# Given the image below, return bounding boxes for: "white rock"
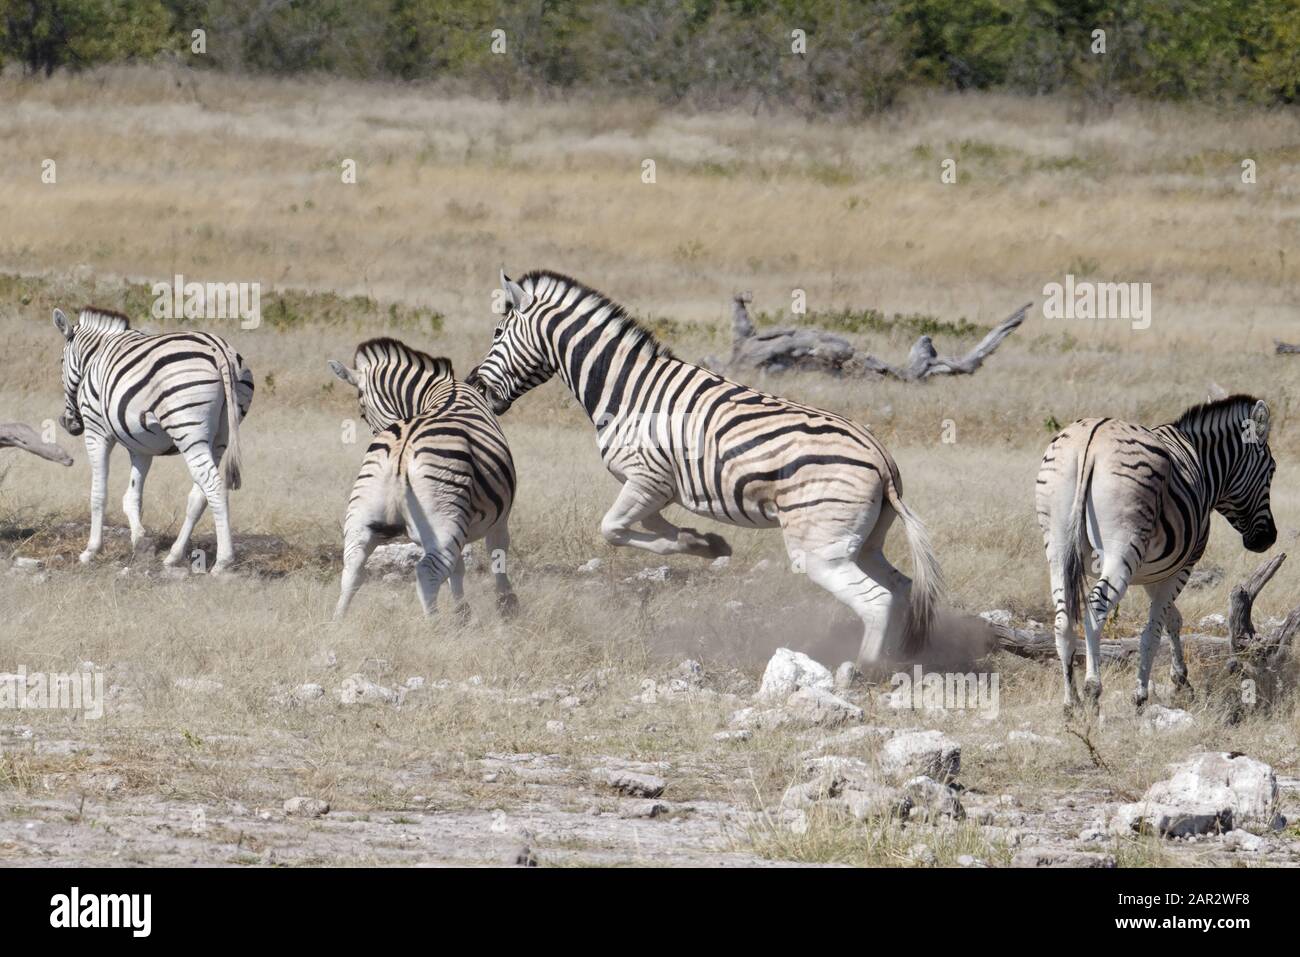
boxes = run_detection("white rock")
[293,683,324,702]
[577,558,603,573]
[1112,751,1279,837]
[906,844,937,866]
[1141,705,1194,733]
[1197,613,1227,629]
[545,720,566,734]
[11,557,43,572]
[880,730,961,783]
[405,676,425,690]
[758,648,833,699]
[337,673,399,705]
[283,796,329,817]
[604,770,666,798]
[979,609,1014,627]
[785,687,863,727]
[902,775,965,820]
[711,556,731,570]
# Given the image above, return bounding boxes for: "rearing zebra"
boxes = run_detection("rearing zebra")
[1036,395,1277,711]
[328,338,517,619]
[53,307,253,572]
[466,270,944,667]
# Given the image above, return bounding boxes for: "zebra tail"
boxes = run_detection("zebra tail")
[1061,457,1092,628]
[214,346,244,491]
[885,483,946,650]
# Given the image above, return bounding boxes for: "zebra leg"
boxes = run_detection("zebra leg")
[1136,575,1188,709]
[803,548,896,676]
[600,481,730,558]
[1046,555,1080,710]
[122,451,153,558]
[1165,604,1192,698]
[334,524,379,620]
[414,544,462,615]
[179,444,235,572]
[447,552,472,623]
[164,482,208,569]
[79,433,115,564]
[855,548,912,661]
[1080,553,1133,712]
[485,520,519,618]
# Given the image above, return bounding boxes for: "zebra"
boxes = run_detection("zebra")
[327,338,517,620]
[465,270,944,669]
[53,307,253,572]
[1036,394,1277,711]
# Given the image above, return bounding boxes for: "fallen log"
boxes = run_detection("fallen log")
[989,620,1230,664]
[706,294,1031,381]
[1275,341,1300,355]
[0,422,73,466]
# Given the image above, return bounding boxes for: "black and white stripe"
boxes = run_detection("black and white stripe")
[467,270,944,667]
[328,338,517,619]
[1036,394,1277,709]
[53,307,253,571]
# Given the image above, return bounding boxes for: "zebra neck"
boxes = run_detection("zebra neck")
[555,327,673,424]
[1168,422,1236,504]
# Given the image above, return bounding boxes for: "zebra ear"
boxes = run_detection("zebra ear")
[53,308,74,341]
[1251,400,1271,443]
[328,360,359,388]
[500,270,532,314]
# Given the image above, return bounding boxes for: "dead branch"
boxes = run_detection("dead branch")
[0,423,73,466]
[988,619,1230,663]
[1275,341,1300,355]
[708,295,1030,381]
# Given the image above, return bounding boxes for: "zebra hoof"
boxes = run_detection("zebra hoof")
[496,593,520,619]
[78,550,96,565]
[1132,689,1148,712]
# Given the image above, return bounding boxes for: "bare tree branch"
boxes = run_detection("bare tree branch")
[0,423,73,466]
[706,296,1030,382]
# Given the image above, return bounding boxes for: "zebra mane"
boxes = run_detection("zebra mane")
[76,307,131,334]
[1172,394,1260,431]
[520,270,673,359]
[354,337,454,380]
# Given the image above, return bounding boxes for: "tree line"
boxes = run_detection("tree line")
[1,0,1296,111]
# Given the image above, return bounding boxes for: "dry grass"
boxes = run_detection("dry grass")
[1,66,1298,866]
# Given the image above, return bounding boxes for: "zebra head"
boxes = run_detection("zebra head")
[52,309,83,435]
[52,307,130,436]
[465,271,555,416]
[328,338,454,433]
[1218,399,1277,553]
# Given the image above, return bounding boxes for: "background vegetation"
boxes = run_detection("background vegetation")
[1,0,1297,112]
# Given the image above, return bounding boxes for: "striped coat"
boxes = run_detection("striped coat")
[1036,394,1277,709]
[53,307,253,571]
[329,338,517,619]
[467,270,944,668]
